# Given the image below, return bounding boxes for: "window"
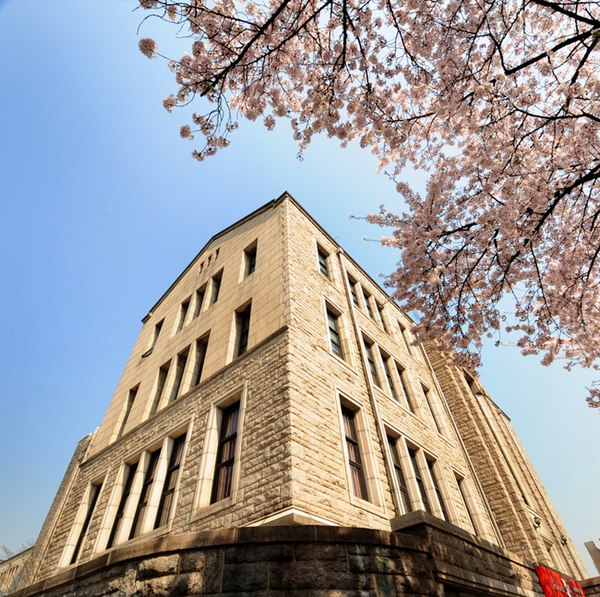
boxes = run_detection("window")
[387,436,412,515]
[398,322,413,355]
[422,384,443,434]
[426,458,448,520]
[235,303,251,357]
[177,297,191,332]
[142,319,163,357]
[193,286,206,318]
[210,270,223,304]
[154,435,186,529]
[169,348,189,403]
[362,287,375,319]
[317,245,330,278]
[396,364,416,412]
[341,406,369,501]
[129,449,160,539]
[363,337,381,387]
[376,302,389,333]
[347,275,359,306]
[326,307,344,358]
[381,355,398,401]
[244,242,257,276]
[149,361,170,416]
[407,447,431,514]
[192,335,209,386]
[116,385,138,440]
[69,482,102,564]
[455,474,478,535]
[211,402,240,503]
[107,462,138,548]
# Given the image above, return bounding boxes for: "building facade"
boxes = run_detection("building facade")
[9,193,592,596]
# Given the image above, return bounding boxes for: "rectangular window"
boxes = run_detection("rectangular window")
[408,448,431,514]
[116,385,138,440]
[192,336,209,386]
[376,302,389,333]
[426,458,448,520]
[362,287,375,319]
[422,385,442,434]
[169,348,189,403]
[177,297,191,332]
[235,304,251,357]
[210,270,223,304]
[396,365,416,412]
[149,361,170,415]
[456,475,478,535]
[363,338,381,387]
[154,435,186,529]
[326,308,344,358]
[142,319,163,357]
[387,436,411,515]
[107,462,138,548]
[70,482,102,564]
[193,286,206,318]
[382,356,398,401]
[317,246,330,277]
[399,323,413,355]
[129,449,161,539]
[342,406,369,501]
[244,243,257,276]
[347,275,359,306]
[211,402,240,503]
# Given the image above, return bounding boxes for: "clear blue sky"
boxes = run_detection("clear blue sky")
[0,0,597,573]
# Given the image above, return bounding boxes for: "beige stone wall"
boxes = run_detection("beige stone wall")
[21,193,586,589]
[426,350,587,577]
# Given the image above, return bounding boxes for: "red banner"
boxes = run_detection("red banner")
[535,565,586,597]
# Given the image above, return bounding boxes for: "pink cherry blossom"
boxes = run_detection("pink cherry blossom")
[138,0,600,408]
[138,37,157,59]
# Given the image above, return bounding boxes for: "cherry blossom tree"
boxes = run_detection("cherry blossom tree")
[137,0,600,408]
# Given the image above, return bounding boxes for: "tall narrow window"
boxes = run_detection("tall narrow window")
[396,365,416,412]
[347,275,359,306]
[129,449,160,539]
[235,304,251,357]
[362,287,375,319]
[149,362,170,415]
[399,323,413,355]
[408,448,431,514]
[382,356,398,401]
[317,246,330,277]
[142,319,163,357]
[456,475,478,535]
[211,402,240,503]
[376,302,389,333]
[116,385,139,439]
[363,338,381,387]
[169,348,189,403]
[244,243,257,276]
[70,482,102,564]
[193,286,206,318]
[177,297,191,332]
[192,336,209,386]
[422,385,442,434]
[154,435,186,529]
[326,308,344,358]
[210,270,223,304]
[387,436,411,514]
[426,458,448,520]
[342,406,369,500]
[107,462,138,548]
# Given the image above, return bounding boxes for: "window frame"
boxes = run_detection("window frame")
[244,241,258,277]
[316,244,330,278]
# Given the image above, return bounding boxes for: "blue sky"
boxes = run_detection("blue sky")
[0,0,597,572]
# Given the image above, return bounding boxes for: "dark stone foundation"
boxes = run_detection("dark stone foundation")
[11,513,561,596]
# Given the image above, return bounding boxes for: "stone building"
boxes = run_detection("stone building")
[8,193,595,596]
